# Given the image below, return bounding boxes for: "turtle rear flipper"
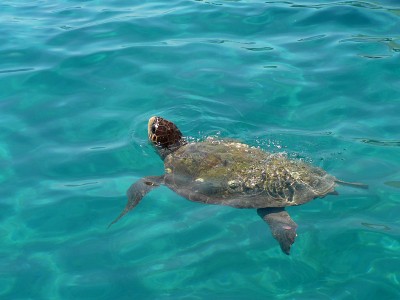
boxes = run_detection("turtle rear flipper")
[108,175,164,228]
[257,207,298,255]
[335,179,368,189]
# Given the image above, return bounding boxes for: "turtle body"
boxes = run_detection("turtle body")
[109,116,368,254]
[164,139,337,209]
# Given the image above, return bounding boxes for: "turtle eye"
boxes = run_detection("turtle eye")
[151,124,157,134]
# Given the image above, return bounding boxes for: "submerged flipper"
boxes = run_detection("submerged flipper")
[335,179,368,189]
[257,207,298,255]
[108,175,164,228]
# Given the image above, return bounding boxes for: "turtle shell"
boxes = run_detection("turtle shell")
[163,139,337,208]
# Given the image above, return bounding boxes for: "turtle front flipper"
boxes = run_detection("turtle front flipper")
[108,175,164,228]
[257,207,298,255]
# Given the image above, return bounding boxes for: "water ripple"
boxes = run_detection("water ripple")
[356,138,400,147]
[0,68,35,74]
[1,0,400,299]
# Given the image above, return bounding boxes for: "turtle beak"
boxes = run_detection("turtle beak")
[148,116,158,141]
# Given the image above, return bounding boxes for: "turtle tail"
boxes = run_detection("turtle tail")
[335,179,368,189]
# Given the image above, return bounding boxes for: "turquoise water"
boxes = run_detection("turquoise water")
[1,0,400,299]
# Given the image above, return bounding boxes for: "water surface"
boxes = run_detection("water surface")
[1,0,399,299]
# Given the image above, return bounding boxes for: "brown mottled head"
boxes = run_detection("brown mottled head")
[148,116,186,159]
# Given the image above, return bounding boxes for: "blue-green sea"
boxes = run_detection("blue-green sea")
[1,0,400,299]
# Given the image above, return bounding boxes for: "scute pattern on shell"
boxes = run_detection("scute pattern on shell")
[163,139,337,208]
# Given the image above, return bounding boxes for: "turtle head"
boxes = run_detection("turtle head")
[148,116,186,159]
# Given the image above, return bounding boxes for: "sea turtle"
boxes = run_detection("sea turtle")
[109,116,368,254]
